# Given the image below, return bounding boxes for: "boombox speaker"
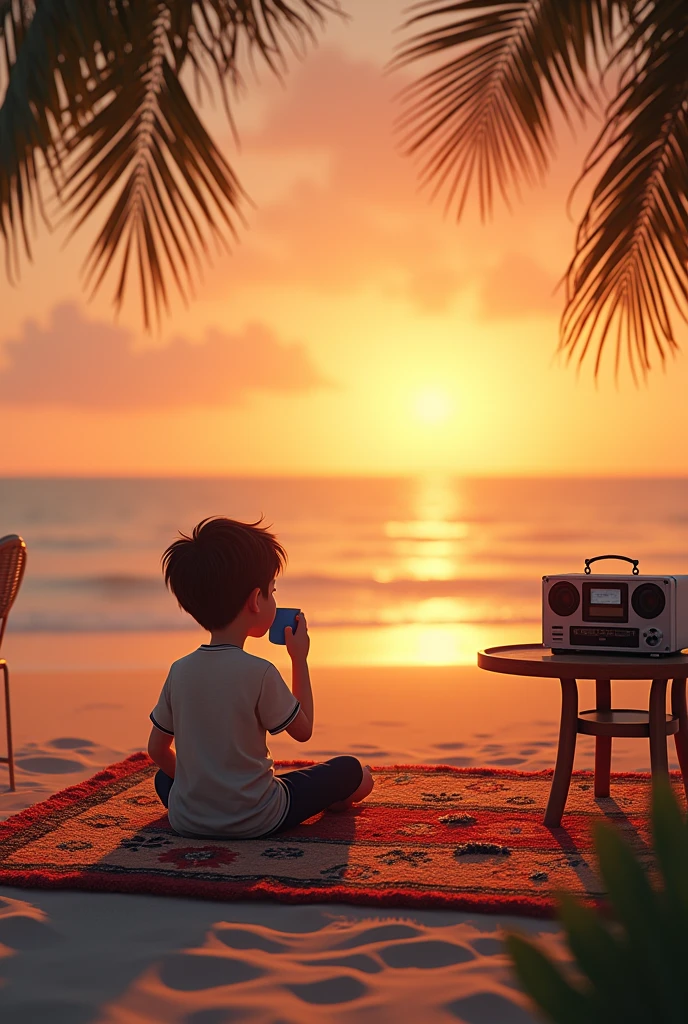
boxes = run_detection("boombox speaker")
[543,554,688,656]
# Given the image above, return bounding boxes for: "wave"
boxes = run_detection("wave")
[9,619,195,632]
[279,575,539,594]
[24,573,540,597]
[28,534,125,551]
[7,612,540,633]
[31,574,164,593]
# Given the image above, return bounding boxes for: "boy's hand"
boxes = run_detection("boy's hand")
[285,612,310,662]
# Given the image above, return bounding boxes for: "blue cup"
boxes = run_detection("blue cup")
[269,607,301,645]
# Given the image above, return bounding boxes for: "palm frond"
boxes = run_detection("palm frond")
[62,1,246,327]
[197,0,341,77]
[0,0,341,325]
[393,0,622,219]
[561,0,688,376]
[0,0,126,279]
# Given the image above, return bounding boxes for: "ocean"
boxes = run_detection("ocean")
[3,476,688,667]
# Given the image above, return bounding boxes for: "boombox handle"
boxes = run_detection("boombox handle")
[584,554,640,575]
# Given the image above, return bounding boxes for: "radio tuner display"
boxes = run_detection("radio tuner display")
[590,589,621,604]
[583,581,628,622]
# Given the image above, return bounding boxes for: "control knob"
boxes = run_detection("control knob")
[643,628,663,647]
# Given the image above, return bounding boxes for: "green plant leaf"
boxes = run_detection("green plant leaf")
[594,818,679,1018]
[649,776,688,1015]
[556,892,648,1022]
[505,932,592,1024]
[650,776,688,914]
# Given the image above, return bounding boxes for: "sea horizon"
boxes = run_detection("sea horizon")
[4,474,688,670]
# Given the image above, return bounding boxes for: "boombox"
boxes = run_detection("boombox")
[543,555,688,656]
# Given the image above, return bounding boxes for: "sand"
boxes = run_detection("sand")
[0,662,670,1022]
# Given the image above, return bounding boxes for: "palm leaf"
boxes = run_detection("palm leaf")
[0,0,131,277]
[504,932,592,1024]
[392,0,621,219]
[561,0,688,376]
[0,0,341,325]
[555,893,643,1019]
[62,2,245,327]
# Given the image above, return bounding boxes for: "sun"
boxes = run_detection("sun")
[412,388,454,425]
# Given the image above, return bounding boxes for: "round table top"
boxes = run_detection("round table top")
[477,643,688,680]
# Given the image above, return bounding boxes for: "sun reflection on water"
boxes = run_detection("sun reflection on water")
[379,476,469,583]
[260,621,537,667]
[384,521,469,540]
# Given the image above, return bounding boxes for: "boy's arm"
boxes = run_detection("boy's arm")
[148,725,176,777]
[285,614,313,742]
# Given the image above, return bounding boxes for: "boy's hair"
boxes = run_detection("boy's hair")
[162,517,287,631]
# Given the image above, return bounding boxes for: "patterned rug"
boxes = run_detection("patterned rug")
[0,753,671,917]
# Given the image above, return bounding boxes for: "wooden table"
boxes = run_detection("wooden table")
[477,643,688,827]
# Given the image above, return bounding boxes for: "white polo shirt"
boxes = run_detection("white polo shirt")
[150,644,300,839]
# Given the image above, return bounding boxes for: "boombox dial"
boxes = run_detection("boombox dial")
[548,581,580,617]
[631,583,666,619]
[643,628,663,647]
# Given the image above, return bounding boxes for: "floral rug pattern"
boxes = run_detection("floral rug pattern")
[0,753,672,917]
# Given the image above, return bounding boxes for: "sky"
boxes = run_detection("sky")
[1,0,687,477]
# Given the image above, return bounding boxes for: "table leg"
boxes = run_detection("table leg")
[649,679,669,775]
[594,679,612,798]
[671,678,688,802]
[544,678,578,828]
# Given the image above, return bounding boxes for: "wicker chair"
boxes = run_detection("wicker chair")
[0,535,27,791]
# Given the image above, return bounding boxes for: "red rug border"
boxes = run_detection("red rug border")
[0,864,562,918]
[0,754,669,918]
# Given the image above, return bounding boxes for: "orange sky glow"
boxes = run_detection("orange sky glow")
[1,0,687,478]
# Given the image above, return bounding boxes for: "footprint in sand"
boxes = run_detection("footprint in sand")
[48,738,95,750]
[446,992,535,1022]
[378,939,475,970]
[214,927,289,954]
[15,757,84,774]
[245,906,335,935]
[159,954,265,991]
[432,756,473,766]
[0,915,61,950]
[0,1000,93,1024]
[298,952,383,974]
[287,976,368,1005]
[183,1009,251,1024]
[470,936,505,956]
[329,923,422,949]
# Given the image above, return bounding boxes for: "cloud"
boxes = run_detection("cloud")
[198,40,610,328]
[478,254,562,320]
[202,49,466,313]
[0,304,328,408]
[198,47,595,319]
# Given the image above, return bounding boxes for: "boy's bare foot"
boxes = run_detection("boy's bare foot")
[327,765,374,812]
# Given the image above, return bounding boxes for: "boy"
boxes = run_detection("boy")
[148,516,374,839]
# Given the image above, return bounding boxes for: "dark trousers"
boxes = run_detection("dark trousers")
[154,755,363,836]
